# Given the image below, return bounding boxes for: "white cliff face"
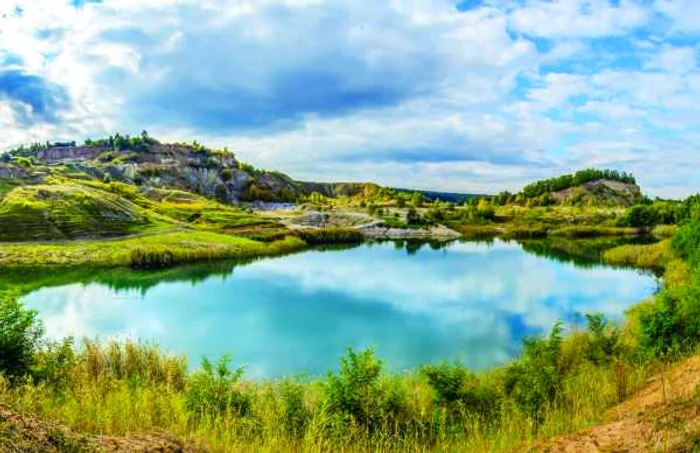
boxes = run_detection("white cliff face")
[26,144,307,205]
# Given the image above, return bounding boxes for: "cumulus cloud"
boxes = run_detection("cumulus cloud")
[0,0,699,196]
[510,0,650,38]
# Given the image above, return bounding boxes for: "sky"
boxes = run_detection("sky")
[0,0,699,197]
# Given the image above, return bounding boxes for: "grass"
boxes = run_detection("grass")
[603,239,674,272]
[446,206,644,241]
[549,225,639,238]
[0,231,305,269]
[0,335,655,453]
[296,228,364,245]
[0,184,158,241]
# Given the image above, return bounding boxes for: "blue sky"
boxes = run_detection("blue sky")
[0,0,699,196]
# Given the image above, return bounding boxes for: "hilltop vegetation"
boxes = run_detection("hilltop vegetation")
[521,169,636,199]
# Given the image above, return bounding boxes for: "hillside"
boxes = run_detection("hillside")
[540,355,700,452]
[513,169,642,207]
[0,137,367,242]
[0,184,153,241]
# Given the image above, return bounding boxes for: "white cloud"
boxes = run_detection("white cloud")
[655,0,700,33]
[644,45,697,73]
[510,0,649,38]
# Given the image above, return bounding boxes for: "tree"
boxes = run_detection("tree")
[406,207,421,225]
[476,198,495,221]
[410,192,425,207]
[0,294,44,380]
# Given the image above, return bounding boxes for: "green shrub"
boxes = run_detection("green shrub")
[584,313,621,364]
[672,221,700,266]
[279,380,309,438]
[639,284,700,358]
[406,207,421,225]
[421,362,501,423]
[130,248,175,269]
[0,293,44,380]
[639,291,685,357]
[97,151,115,162]
[239,162,256,174]
[323,348,405,432]
[617,205,659,228]
[13,157,33,168]
[504,322,564,428]
[185,354,250,418]
[31,338,75,391]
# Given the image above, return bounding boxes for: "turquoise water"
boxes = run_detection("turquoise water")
[20,240,656,378]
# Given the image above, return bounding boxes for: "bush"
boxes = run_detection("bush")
[618,205,659,228]
[185,354,250,418]
[639,284,700,358]
[639,291,685,357]
[130,248,175,269]
[0,294,44,380]
[239,162,256,174]
[280,380,309,438]
[421,362,501,422]
[584,314,621,364]
[323,348,405,432]
[406,207,421,225]
[476,199,495,221]
[31,338,75,391]
[504,322,564,428]
[672,221,700,266]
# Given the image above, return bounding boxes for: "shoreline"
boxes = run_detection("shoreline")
[0,225,657,270]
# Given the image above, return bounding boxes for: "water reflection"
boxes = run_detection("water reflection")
[15,239,656,378]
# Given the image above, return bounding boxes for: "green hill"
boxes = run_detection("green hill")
[489,169,642,208]
[0,184,153,241]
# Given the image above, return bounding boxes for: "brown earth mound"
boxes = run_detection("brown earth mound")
[534,356,700,452]
[0,406,202,452]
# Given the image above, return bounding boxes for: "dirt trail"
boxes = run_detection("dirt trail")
[0,406,201,452]
[536,356,700,452]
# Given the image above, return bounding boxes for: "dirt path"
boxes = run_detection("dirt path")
[0,406,202,452]
[535,356,700,452]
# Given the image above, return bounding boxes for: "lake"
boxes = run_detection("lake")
[17,239,656,378]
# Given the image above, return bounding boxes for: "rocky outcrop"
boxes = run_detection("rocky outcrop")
[552,180,641,207]
[283,210,378,229]
[358,224,462,240]
[35,145,107,163]
[297,181,376,198]
[27,144,307,204]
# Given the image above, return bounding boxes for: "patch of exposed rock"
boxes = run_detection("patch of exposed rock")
[552,179,641,207]
[284,210,379,229]
[359,224,462,240]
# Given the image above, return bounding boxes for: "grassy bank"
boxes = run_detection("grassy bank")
[449,222,644,241]
[0,231,305,269]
